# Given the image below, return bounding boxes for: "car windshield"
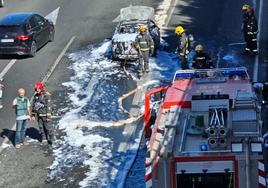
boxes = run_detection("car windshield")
[118,24,138,34]
[0,25,23,33]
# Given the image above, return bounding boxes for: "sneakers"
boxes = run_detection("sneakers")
[15,141,29,149]
[41,139,48,145]
[15,144,21,149]
[241,50,258,55]
[21,141,29,145]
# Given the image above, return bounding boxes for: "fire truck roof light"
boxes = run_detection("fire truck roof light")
[231,142,243,152]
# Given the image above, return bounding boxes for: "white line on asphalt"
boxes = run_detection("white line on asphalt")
[253,0,263,82]
[0,59,16,79]
[0,36,76,153]
[165,0,178,28]
[45,7,60,25]
[42,36,76,83]
[154,0,177,34]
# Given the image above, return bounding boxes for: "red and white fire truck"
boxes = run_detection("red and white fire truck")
[144,67,267,188]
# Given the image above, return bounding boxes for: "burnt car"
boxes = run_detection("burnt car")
[0,13,54,57]
[112,6,160,61]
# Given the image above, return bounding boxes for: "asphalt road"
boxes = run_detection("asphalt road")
[0,0,267,187]
[0,0,160,187]
[0,0,160,142]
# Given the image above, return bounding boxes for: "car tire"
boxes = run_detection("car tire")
[29,41,37,57]
[48,28,55,42]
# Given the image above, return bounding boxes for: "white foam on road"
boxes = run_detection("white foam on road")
[48,34,178,187]
[48,41,122,187]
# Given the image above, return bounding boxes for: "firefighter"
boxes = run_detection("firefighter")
[31,82,55,145]
[263,82,268,105]
[241,4,258,55]
[135,25,154,73]
[175,25,191,70]
[192,44,214,69]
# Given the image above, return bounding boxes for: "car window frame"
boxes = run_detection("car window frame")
[28,17,38,30]
[34,15,46,27]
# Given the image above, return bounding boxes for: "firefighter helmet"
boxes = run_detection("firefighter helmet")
[175,26,185,35]
[139,25,147,32]
[242,4,250,11]
[34,82,44,93]
[195,44,204,51]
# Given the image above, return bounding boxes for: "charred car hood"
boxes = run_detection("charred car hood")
[112,33,137,43]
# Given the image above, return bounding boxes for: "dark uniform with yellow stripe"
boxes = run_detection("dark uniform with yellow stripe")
[177,33,190,70]
[135,32,154,72]
[242,8,258,54]
[192,51,213,69]
[32,91,54,144]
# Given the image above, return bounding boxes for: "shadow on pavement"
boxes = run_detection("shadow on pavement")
[0,129,15,145]
[26,127,42,142]
[0,127,41,145]
[0,54,30,60]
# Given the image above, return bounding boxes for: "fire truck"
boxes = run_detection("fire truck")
[144,67,267,188]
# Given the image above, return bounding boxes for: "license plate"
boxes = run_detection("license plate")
[1,39,14,43]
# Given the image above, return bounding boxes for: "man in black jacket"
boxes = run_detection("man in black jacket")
[192,44,214,69]
[32,82,55,144]
[241,4,258,55]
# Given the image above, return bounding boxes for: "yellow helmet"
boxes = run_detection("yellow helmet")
[139,25,147,32]
[175,26,184,35]
[242,4,250,11]
[195,44,203,51]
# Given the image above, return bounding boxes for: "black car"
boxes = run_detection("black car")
[0,13,54,57]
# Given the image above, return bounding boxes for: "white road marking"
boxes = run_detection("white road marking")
[154,0,177,34]
[42,36,76,83]
[253,0,263,82]
[164,0,178,28]
[45,7,60,25]
[0,59,16,79]
[0,35,76,153]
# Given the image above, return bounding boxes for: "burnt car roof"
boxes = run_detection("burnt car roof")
[0,13,35,25]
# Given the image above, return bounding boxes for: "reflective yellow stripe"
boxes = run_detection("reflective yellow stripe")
[39,113,52,117]
[140,48,150,51]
